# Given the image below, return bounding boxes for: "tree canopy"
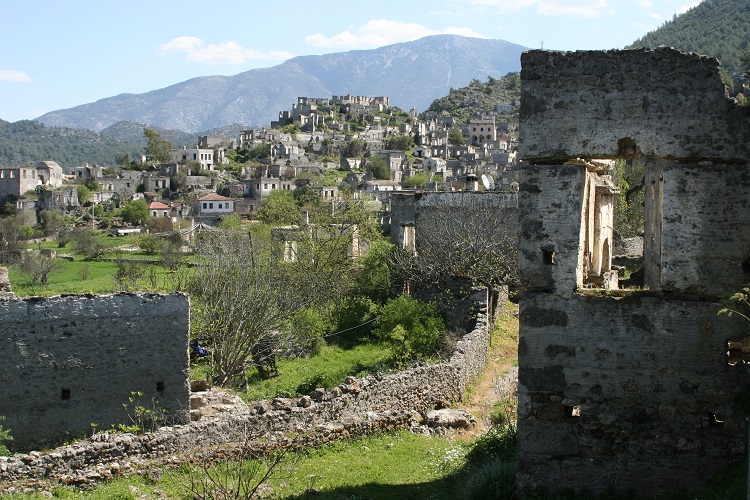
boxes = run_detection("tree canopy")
[143,127,173,165]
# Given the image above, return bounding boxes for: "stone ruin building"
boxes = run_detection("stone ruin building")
[0,272,190,450]
[516,47,750,495]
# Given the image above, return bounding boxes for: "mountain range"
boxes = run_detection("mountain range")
[36,35,527,134]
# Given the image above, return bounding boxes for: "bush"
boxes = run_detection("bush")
[138,233,164,255]
[72,230,107,260]
[0,416,13,455]
[373,294,446,361]
[333,295,380,337]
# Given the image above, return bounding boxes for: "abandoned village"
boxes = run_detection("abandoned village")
[1,43,750,497]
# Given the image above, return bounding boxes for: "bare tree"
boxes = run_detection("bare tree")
[190,229,350,386]
[389,194,518,320]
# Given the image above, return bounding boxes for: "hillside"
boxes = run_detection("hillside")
[422,72,520,123]
[628,0,750,71]
[35,35,527,133]
[0,120,141,169]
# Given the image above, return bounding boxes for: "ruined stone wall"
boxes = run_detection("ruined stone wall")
[0,290,493,487]
[0,293,190,449]
[518,293,748,494]
[519,47,750,163]
[517,47,750,496]
[389,191,518,249]
[643,161,750,296]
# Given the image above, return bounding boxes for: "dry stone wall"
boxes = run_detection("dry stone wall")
[0,289,492,489]
[0,293,190,449]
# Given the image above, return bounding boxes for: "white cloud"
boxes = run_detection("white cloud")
[305,19,486,49]
[464,0,607,17]
[159,36,294,65]
[0,70,31,83]
[678,1,700,14]
[638,0,653,8]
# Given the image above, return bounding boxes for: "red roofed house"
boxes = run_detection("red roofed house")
[148,201,170,218]
[196,193,234,216]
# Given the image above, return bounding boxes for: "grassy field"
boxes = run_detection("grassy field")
[7,235,182,297]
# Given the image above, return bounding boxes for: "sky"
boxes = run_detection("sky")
[0,0,702,123]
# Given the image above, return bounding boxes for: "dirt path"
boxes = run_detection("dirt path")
[457,301,519,437]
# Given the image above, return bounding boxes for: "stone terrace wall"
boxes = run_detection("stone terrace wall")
[0,289,493,487]
[0,293,190,449]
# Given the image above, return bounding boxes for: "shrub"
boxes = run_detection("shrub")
[373,294,446,361]
[72,230,106,260]
[138,233,164,255]
[0,416,13,455]
[332,295,380,337]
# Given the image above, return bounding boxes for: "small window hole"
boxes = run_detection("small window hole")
[61,388,71,400]
[156,381,165,393]
[564,405,581,418]
[543,249,557,265]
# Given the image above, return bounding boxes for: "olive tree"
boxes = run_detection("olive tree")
[190,227,356,386]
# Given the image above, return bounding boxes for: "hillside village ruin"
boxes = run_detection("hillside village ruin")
[1,45,750,496]
[0,93,520,223]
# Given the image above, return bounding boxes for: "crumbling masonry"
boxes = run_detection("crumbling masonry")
[517,47,750,495]
[0,287,190,450]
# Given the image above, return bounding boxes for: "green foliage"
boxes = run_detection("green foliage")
[231,143,271,163]
[460,426,517,499]
[18,251,60,294]
[0,119,141,168]
[341,138,368,158]
[0,218,23,264]
[138,234,164,255]
[116,391,167,434]
[628,0,750,71]
[424,72,520,123]
[38,209,65,237]
[355,239,397,303]
[383,134,414,151]
[404,172,430,189]
[448,126,465,146]
[0,416,13,456]
[613,159,645,238]
[373,294,446,361]
[217,214,244,231]
[257,190,300,226]
[365,156,390,180]
[719,286,750,324]
[113,256,145,291]
[143,127,173,164]
[71,230,107,261]
[120,199,150,225]
[331,295,381,339]
[76,184,92,206]
[280,123,300,137]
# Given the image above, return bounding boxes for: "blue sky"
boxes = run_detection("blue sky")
[0,0,701,123]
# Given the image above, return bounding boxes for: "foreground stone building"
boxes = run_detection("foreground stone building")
[516,47,750,495]
[0,289,190,449]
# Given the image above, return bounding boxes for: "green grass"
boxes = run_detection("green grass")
[8,259,121,296]
[1,430,497,499]
[8,235,190,297]
[239,341,395,402]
